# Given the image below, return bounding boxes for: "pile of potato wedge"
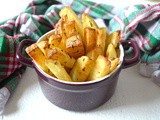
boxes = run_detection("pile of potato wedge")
[25,6,120,82]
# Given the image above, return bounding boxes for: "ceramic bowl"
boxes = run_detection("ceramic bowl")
[16,29,140,111]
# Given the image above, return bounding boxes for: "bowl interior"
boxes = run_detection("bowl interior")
[35,29,124,85]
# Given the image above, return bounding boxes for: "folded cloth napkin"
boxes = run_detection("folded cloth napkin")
[0,0,160,115]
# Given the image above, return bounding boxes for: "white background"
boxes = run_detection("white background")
[0,0,160,120]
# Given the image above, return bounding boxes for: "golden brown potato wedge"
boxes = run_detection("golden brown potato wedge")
[58,30,67,50]
[110,58,119,73]
[25,43,48,72]
[87,47,103,61]
[116,48,120,58]
[45,60,72,82]
[54,18,63,36]
[59,6,83,39]
[70,56,95,82]
[66,34,85,58]
[37,41,49,56]
[48,33,61,48]
[106,30,120,48]
[88,55,110,80]
[47,47,76,68]
[64,20,78,38]
[82,13,98,29]
[84,28,96,53]
[106,43,117,60]
[96,27,106,55]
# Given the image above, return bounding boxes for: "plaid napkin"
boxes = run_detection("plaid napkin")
[0,0,160,114]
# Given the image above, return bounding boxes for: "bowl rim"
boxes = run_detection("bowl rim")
[34,29,124,85]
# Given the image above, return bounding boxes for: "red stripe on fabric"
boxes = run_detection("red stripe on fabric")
[127,4,160,26]
[50,10,55,17]
[145,37,153,49]
[82,6,87,13]
[12,38,17,72]
[8,22,15,26]
[134,30,148,51]
[0,26,12,31]
[120,32,125,41]
[127,10,160,33]
[47,14,55,28]
[51,9,59,18]
[0,53,14,56]
[150,20,159,36]
[15,14,21,35]
[5,35,10,78]
[35,6,38,14]
[23,14,28,24]
[38,16,52,29]
[134,30,143,44]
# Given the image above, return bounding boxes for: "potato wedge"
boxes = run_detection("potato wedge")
[106,30,120,48]
[66,34,85,58]
[25,43,48,72]
[116,48,120,58]
[84,28,96,53]
[37,41,49,56]
[106,43,117,60]
[47,47,76,68]
[88,55,110,80]
[96,27,106,55]
[58,32,67,50]
[82,13,98,29]
[54,18,63,36]
[64,20,78,38]
[87,47,103,61]
[59,6,83,39]
[48,33,61,48]
[70,56,95,82]
[110,58,119,73]
[45,60,72,82]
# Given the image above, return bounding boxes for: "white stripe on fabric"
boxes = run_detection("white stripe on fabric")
[127,5,160,29]
[147,21,159,35]
[20,18,38,36]
[51,9,59,18]
[114,15,125,31]
[57,0,73,6]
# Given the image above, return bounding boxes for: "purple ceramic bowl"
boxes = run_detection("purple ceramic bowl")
[16,30,140,111]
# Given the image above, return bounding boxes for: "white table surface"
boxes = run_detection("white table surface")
[1,0,160,120]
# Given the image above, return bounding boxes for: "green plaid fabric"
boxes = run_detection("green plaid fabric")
[0,0,160,114]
